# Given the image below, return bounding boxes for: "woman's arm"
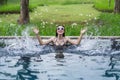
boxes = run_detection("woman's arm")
[33,28,54,45]
[66,28,87,45]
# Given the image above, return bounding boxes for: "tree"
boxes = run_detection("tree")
[114,0,120,13]
[109,0,120,14]
[0,0,7,5]
[18,0,30,24]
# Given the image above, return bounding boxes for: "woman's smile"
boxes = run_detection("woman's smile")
[57,30,64,34]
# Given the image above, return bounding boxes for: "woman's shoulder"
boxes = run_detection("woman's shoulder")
[64,37,70,40]
[50,37,56,41]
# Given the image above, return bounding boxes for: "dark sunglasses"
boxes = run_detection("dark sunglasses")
[57,27,64,30]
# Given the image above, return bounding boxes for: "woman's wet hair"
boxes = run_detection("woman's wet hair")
[56,25,65,37]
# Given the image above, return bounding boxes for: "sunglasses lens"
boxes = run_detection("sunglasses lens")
[57,28,60,30]
[57,27,64,30]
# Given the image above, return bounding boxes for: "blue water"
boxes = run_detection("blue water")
[0,39,120,80]
[0,52,120,80]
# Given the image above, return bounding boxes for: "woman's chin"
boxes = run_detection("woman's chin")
[58,33,63,35]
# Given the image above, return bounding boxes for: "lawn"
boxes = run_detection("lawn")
[31,4,99,24]
[1,4,100,36]
[0,0,93,13]
[0,0,120,36]
[0,0,100,36]
[0,0,114,13]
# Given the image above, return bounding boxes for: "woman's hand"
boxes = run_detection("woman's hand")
[33,28,39,35]
[80,28,87,35]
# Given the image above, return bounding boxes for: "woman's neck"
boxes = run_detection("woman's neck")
[57,34,63,40]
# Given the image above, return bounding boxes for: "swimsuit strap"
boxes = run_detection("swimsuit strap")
[55,38,57,42]
[54,37,66,46]
[54,38,57,44]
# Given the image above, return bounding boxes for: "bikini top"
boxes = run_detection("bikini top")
[53,38,67,53]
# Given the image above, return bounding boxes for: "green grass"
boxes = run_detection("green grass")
[31,4,100,24]
[0,4,20,13]
[0,4,100,24]
[0,14,19,24]
[0,0,115,13]
[0,22,84,36]
[94,0,114,12]
[0,0,120,36]
[87,13,120,36]
[98,13,120,36]
[0,3,39,13]
[0,3,99,36]
[0,0,93,13]
[6,0,93,5]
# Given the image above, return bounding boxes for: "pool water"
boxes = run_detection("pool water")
[0,38,120,80]
[0,53,120,80]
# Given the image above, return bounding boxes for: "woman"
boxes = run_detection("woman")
[33,25,87,58]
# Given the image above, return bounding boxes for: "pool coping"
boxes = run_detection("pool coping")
[0,36,120,39]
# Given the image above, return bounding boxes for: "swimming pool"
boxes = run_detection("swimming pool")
[0,53,119,80]
[0,38,120,80]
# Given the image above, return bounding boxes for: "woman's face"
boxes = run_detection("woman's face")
[57,26,64,35]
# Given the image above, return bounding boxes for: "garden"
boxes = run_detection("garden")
[0,0,120,36]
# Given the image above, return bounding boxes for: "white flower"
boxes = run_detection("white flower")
[79,14,83,16]
[35,11,37,14]
[72,23,77,26]
[42,21,45,25]
[45,21,48,24]
[55,9,58,12]
[50,22,53,24]
[71,23,77,28]
[42,26,45,28]
[0,19,2,22]
[10,23,16,26]
[94,17,97,20]
[88,14,91,17]
[45,8,48,12]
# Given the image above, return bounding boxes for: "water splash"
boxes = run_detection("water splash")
[5,26,53,57]
[0,25,120,57]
